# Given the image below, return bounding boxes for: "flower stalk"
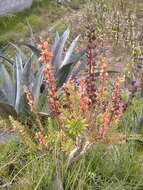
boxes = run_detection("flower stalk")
[85,24,97,107]
[38,38,61,126]
[78,77,90,120]
[62,80,72,113]
[99,57,108,96]
[111,76,125,120]
[23,85,44,133]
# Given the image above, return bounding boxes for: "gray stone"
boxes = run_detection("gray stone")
[0,0,33,16]
[57,0,71,4]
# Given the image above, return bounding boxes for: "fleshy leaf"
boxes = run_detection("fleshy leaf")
[21,55,33,86]
[0,90,9,104]
[14,53,23,112]
[32,66,44,106]
[24,44,40,57]
[56,63,73,87]
[52,32,60,55]
[52,27,70,70]
[0,64,14,105]
[60,35,80,68]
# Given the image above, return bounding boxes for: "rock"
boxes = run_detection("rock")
[0,0,33,16]
[57,0,71,4]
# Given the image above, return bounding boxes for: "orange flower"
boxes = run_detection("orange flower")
[62,81,72,112]
[23,85,35,112]
[23,85,45,133]
[97,111,111,139]
[38,38,61,125]
[35,131,47,146]
[38,38,52,63]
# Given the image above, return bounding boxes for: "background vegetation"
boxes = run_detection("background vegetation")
[0,0,143,189]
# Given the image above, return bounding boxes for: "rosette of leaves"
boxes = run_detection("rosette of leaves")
[0,49,43,118]
[65,117,87,139]
[0,28,85,117]
[25,27,85,87]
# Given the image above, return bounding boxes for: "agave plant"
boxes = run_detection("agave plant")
[0,50,43,117]
[25,27,85,87]
[25,27,118,86]
[0,28,85,117]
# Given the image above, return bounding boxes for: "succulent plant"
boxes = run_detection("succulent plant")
[0,28,85,117]
[25,27,85,87]
[0,50,43,117]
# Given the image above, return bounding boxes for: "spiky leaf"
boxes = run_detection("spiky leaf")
[32,66,44,106]
[0,64,14,105]
[14,52,23,112]
[52,32,60,55]
[60,35,80,68]
[52,27,70,69]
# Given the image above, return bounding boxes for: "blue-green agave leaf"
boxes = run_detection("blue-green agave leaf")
[14,53,23,113]
[27,20,36,46]
[13,61,17,105]
[0,64,14,105]
[21,55,33,86]
[0,55,14,65]
[60,35,80,68]
[24,44,41,71]
[10,43,26,62]
[52,32,60,55]
[0,90,9,104]
[16,51,23,72]
[32,66,44,106]
[24,44,40,57]
[56,63,73,87]
[52,27,70,69]
[69,49,86,64]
